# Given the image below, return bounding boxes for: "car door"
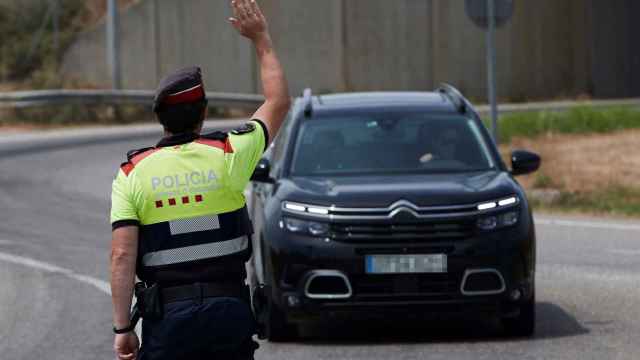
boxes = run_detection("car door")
[250,113,293,284]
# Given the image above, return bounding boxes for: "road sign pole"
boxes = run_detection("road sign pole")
[107,0,121,90]
[486,0,499,143]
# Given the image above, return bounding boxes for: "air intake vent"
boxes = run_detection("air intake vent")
[461,269,506,296]
[303,270,352,299]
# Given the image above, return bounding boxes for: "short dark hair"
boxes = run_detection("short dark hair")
[154,98,208,134]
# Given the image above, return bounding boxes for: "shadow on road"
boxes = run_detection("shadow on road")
[298,302,589,345]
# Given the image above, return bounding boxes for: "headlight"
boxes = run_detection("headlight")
[284,217,329,236]
[477,211,519,231]
[477,216,498,230]
[284,218,306,233]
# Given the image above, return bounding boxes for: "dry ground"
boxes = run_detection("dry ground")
[502,129,640,194]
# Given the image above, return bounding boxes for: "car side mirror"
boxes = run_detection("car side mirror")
[511,150,541,176]
[251,158,275,183]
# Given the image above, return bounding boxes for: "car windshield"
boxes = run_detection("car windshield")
[290,113,496,176]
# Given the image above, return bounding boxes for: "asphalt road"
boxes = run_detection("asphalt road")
[0,123,638,360]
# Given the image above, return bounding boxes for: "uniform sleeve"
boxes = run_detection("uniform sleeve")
[226,119,269,193]
[110,168,140,230]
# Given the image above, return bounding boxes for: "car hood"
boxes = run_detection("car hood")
[276,171,520,207]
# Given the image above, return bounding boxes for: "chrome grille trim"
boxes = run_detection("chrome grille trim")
[282,197,519,221]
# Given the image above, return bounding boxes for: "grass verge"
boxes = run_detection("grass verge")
[488,106,640,143]
[498,106,640,218]
[529,187,640,218]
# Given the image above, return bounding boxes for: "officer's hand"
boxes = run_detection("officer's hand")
[114,332,139,360]
[229,0,268,41]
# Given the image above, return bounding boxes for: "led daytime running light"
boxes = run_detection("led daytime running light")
[283,202,330,215]
[284,203,306,212]
[477,202,497,211]
[477,196,518,211]
[498,197,517,206]
[308,207,329,215]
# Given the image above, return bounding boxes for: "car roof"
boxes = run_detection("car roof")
[304,91,463,115]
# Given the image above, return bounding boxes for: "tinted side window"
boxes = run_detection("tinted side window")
[270,111,294,175]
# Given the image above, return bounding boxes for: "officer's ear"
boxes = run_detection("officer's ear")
[201,105,208,121]
[195,120,204,134]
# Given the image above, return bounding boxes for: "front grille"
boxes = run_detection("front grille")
[351,274,460,301]
[330,221,475,242]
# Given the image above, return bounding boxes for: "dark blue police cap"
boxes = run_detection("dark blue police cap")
[153,66,207,112]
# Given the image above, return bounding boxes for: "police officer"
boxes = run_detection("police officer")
[109,1,289,358]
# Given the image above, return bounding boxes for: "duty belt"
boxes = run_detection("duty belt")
[161,282,249,304]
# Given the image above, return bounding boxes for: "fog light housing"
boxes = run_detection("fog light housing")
[509,289,522,301]
[477,216,498,230]
[286,295,301,308]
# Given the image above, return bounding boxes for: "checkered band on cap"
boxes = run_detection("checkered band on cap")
[142,236,249,267]
[153,66,206,111]
[169,215,220,235]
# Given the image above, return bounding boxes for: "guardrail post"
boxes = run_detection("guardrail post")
[107,0,122,90]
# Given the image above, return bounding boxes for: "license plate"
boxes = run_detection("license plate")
[365,254,447,274]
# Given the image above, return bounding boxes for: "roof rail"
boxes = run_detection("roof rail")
[437,83,467,114]
[302,88,313,116]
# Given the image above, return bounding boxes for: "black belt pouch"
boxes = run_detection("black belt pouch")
[136,283,164,320]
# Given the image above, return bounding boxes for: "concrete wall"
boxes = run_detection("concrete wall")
[61,0,640,100]
[63,0,254,92]
[343,0,434,92]
[260,0,344,93]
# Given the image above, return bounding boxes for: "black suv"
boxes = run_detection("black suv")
[249,85,540,341]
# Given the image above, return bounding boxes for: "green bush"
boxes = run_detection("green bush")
[0,0,85,86]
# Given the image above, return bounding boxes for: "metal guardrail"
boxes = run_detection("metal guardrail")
[0,90,264,109]
[0,89,639,115]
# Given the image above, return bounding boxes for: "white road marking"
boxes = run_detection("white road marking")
[0,251,111,295]
[535,217,640,232]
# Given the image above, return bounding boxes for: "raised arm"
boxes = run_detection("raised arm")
[230,0,290,142]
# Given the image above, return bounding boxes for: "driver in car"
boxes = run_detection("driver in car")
[419,125,460,164]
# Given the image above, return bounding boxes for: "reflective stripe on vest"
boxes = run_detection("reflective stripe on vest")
[142,235,249,267]
[169,214,221,235]
[137,206,253,276]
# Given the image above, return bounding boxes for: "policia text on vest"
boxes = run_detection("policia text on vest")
[109,1,291,358]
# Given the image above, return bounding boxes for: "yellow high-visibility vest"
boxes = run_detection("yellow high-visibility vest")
[110,120,267,282]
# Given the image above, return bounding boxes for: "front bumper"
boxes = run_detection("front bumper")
[266,222,535,322]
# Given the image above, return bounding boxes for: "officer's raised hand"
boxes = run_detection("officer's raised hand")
[229,0,267,40]
[229,0,290,142]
